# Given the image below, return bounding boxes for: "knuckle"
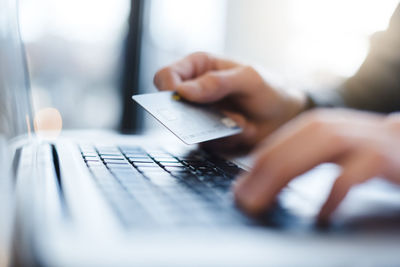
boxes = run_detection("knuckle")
[302,110,329,132]
[301,109,349,147]
[203,72,222,91]
[189,51,210,62]
[366,147,388,167]
[242,65,263,84]
[243,65,257,75]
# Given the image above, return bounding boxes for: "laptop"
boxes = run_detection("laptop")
[2,2,400,266]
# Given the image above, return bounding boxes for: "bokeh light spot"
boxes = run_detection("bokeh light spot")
[34,107,63,140]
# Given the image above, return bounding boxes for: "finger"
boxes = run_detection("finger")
[176,66,257,103]
[200,112,248,150]
[221,111,258,142]
[154,52,238,91]
[200,111,257,153]
[318,150,383,223]
[234,120,351,215]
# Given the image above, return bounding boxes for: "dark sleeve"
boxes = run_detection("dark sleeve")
[307,4,400,113]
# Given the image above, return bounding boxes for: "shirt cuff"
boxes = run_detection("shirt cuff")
[304,88,346,110]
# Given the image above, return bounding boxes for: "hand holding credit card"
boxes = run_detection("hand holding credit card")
[132,92,242,145]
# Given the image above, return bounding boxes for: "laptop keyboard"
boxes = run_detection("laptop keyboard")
[79,144,251,227]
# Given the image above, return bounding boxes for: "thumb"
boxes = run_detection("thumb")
[176,66,257,103]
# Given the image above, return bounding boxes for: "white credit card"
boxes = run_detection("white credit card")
[132,92,242,145]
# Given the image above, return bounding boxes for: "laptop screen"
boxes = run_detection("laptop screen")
[0,0,33,140]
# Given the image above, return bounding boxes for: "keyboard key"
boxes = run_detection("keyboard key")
[85,158,101,162]
[133,162,159,167]
[104,159,128,164]
[217,166,242,176]
[196,166,215,171]
[101,155,125,160]
[80,144,249,228]
[159,162,185,167]
[152,156,179,162]
[99,153,123,157]
[127,156,153,162]
[125,152,149,158]
[185,161,214,168]
[164,166,188,172]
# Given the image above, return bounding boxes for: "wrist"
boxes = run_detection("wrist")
[284,89,308,121]
[384,112,400,133]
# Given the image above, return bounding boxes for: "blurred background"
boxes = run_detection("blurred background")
[19,0,399,132]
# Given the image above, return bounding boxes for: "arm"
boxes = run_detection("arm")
[308,5,400,113]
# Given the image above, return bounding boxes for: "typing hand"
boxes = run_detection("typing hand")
[154,52,306,152]
[234,109,400,222]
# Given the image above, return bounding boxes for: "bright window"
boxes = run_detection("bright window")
[20,0,130,128]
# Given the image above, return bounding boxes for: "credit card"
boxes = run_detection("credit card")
[132,92,242,145]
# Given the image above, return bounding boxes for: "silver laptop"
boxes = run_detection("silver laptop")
[2,1,400,266]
